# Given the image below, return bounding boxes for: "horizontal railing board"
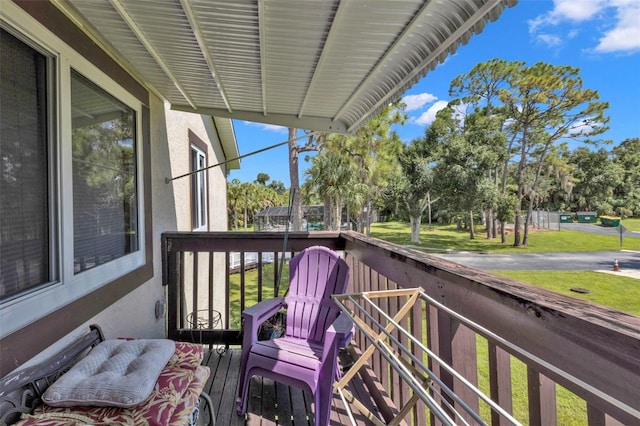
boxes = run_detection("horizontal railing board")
[163,231,344,252]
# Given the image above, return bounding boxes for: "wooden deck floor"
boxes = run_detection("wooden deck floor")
[199,348,382,425]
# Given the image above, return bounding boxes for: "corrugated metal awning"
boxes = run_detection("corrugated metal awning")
[56,0,517,133]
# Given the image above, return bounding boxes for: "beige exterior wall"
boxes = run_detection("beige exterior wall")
[165,107,229,232]
[164,106,230,325]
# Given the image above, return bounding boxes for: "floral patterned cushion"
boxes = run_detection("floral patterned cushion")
[15,343,209,426]
[168,342,204,369]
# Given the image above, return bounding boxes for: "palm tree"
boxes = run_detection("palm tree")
[306,150,354,230]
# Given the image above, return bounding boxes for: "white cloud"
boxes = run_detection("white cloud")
[536,33,564,48]
[594,1,640,53]
[242,121,288,133]
[567,116,608,136]
[550,0,606,22]
[401,93,438,111]
[529,0,640,53]
[414,101,449,126]
[529,0,605,32]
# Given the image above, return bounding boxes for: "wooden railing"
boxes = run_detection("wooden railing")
[162,231,640,425]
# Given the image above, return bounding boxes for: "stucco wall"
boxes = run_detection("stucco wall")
[164,106,230,321]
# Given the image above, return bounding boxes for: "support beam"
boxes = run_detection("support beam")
[110,0,197,109]
[179,0,232,112]
[297,0,347,119]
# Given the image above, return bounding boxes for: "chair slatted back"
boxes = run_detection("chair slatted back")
[285,246,349,343]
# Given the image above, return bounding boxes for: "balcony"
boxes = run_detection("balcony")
[162,231,640,425]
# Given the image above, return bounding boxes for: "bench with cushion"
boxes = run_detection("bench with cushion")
[0,325,214,426]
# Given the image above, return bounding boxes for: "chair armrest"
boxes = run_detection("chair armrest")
[241,297,286,349]
[330,313,354,346]
[323,313,353,361]
[242,297,286,323]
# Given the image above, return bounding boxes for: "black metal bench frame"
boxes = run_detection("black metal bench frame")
[0,325,214,426]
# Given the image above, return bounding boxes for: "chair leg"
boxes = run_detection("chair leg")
[199,391,216,426]
[236,368,251,415]
[315,381,333,426]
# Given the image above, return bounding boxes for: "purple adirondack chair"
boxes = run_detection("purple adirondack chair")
[236,246,351,426]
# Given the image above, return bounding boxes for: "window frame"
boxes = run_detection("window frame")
[189,130,209,232]
[0,25,59,301]
[0,11,147,339]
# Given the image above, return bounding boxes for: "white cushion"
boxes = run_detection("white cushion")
[42,339,175,408]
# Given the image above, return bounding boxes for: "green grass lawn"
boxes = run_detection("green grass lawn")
[621,217,640,232]
[490,270,640,316]
[370,221,640,252]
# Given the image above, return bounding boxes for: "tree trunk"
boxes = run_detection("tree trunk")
[243,191,248,231]
[427,192,433,230]
[513,206,522,247]
[492,216,498,239]
[523,190,535,247]
[233,206,238,230]
[500,221,506,244]
[288,128,302,231]
[323,196,331,230]
[334,199,342,231]
[486,208,494,240]
[469,210,475,239]
[513,141,527,247]
[365,198,372,236]
[409,216,421,243]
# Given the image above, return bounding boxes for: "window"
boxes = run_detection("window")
[0,28,54,300]
[71,71,138,273]
[0,21,144,311]
[190,144,207,231]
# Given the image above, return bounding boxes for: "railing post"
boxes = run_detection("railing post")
[435,310,479,424]
[488,342,513,425]
[527,367,557,426]
[164,238,181,341]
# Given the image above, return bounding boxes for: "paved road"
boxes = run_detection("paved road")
[430,222,640,275]
[432,250,640,271]
[560,222,640,238]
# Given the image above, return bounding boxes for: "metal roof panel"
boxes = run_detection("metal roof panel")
[59,0,517,133]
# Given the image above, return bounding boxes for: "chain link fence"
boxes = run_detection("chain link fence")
[528,210,568,230]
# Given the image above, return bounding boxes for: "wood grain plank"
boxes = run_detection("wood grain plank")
[208,350,232,420]
[275,381,293,425]
[260,377,278,425]
[285,385,306,425]
[218,350,245,426]
[247,376,263,425]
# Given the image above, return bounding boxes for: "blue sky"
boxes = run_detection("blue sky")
[228,0,640,186]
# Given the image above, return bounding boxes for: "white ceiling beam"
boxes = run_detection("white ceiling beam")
[297,0,347,119]
[258,0,267,116]
[345,0,505,133]
[171,104,348,134]
[109,0,197,110]
[179,0,232,113]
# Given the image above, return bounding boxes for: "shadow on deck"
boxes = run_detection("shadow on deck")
[200,348,381,426]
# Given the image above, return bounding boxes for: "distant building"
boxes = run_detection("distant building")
[254,205,325,231]
[253,205,370,231]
